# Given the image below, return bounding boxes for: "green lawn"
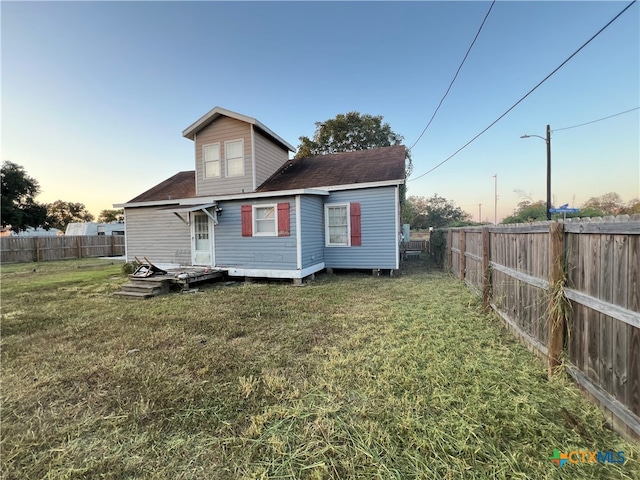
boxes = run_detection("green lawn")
[1,258,638,479]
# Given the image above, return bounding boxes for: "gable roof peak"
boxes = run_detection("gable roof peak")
[182,106,295,152]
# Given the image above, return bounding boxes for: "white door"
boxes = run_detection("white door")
[192,213,213,265]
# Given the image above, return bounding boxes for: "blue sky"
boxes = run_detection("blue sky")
[2,0,638,222]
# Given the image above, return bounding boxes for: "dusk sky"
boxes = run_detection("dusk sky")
[2,1,638,222]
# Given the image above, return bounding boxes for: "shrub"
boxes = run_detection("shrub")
[121,260,140,275]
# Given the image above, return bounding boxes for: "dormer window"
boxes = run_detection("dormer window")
[203,143,221,178]
[225,139,244,177]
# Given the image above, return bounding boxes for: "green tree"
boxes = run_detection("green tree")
[1,161,48,232]
[404,194,470,229]
[400,197,418,226]
[502,200,548,224]
[98,209,124,223]
[295,111,412,176]
[46,200,94,231]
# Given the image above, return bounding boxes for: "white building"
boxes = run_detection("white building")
[65,222,125,236]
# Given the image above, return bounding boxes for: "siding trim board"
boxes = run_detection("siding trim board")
[226,263,325,280]
[251,125,257,190]
[394,186,400,269]
[194,133,198,195]
[296,196,302,269]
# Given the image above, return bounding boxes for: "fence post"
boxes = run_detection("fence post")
[76,236,82,259]
[482,227,491,310]
[34,237,40,262]
[447,230,453,271]
[548,221,565,378]
[459,229,466,281]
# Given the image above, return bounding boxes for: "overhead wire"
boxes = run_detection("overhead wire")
[409,0,638,183]
[408,0,496,152]
[552,107,639,132]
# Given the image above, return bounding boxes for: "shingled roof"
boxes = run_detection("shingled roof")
[124,146,406,204]
[257,145,406,192]
[127,171,195,203]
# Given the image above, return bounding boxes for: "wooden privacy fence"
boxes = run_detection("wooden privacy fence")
[1,235,125,264]
[441,215,640,442]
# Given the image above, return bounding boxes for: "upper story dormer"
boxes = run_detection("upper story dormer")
[182,107,295,196]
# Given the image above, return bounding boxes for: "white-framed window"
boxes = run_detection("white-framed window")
[225,139,244,177]
[325,203,350,246]
[203,143,221,178]
[253,204,277,236]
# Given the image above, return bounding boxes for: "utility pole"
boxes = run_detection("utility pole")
[546,124,551,221]
[520,125,552,221]
[478,204,482,223]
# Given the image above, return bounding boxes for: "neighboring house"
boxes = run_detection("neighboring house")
[115,106,406,281]
[65,222,125,236]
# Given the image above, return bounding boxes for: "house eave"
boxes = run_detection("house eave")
[313,179,405,192]
[114,199,186,209]
[115,189,330,209]
[193,188,331,203]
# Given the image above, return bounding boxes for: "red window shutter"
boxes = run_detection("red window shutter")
[241,205,252,237]
[277,202,290,237]
[350,202,362,246]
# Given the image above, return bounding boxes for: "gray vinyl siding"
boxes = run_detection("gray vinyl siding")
[299,196,325,268]
[254,129,290,187]
[214,197,297,269]
[124,206,191,264]
[195,117,253,196]
[323,187,399,269]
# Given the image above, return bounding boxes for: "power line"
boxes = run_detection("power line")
[408,0,496,152]
[553,107,639,132]
[409,0,638,183]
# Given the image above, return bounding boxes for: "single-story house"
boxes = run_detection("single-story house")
[115,107,406,280]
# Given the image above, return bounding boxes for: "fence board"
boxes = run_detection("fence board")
[613,234,629,405]
[629,234,640,417]
[439,215,640,442]
[599,235,614,395]
[1,235,125,264]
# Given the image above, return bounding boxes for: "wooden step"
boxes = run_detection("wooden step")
[113,290,156,299]
[114,277,173,298]
[119,283,164,294]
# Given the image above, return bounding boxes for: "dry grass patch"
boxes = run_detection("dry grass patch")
[1,258,638,479]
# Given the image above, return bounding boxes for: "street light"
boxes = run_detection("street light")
[520,124,551,220]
